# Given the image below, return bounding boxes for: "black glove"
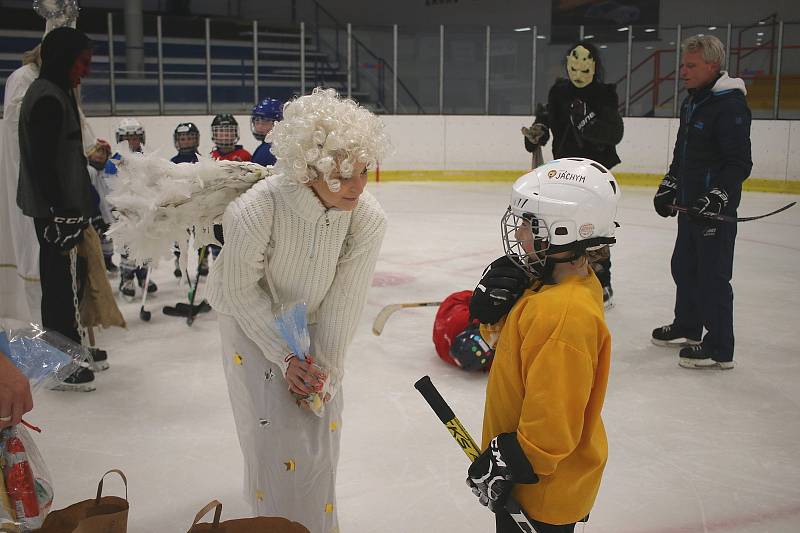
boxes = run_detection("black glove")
[466,432,538,513]
[569,98,597,134]
[90,215,110,235]
[521,123,550,147]
[689,188,728,223]
[469,256,531,325]
[653,173,678,218]
[43,210,88,251]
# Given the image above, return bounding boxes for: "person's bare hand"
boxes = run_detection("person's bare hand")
[285,355,326,396]
[0,354,33,429]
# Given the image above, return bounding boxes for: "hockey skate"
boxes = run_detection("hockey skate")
[48,366,96,392]
[651,323,702,347]
[173,256,182,279]
[679,344,735,370]
[136,270,158,293]
[119,276,137,300]
[88,347,109,371]
[603,286,614,310]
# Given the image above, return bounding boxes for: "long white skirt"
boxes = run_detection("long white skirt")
[218,313,343,533]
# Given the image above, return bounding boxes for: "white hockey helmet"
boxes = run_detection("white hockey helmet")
[502,157,620,278]
[115,117,145,144]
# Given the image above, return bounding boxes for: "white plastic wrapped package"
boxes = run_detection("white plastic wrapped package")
[274,303,337,417]
[0,320,86,394]
[0,425,54,532]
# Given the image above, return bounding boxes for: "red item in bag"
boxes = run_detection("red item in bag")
[4,435,40,522]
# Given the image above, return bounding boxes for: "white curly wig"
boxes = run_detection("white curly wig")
[267,87,391,192]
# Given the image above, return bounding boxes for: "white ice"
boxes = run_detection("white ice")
[29,183,800,533]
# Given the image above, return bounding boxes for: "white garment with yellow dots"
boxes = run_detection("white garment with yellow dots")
[220,313,343,533]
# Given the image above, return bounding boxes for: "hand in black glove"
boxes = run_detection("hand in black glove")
[469,255,531,325]
[569,98,597,134]
[521,123,550,147]
[466,432,538,513]
[653,173,678,218]
[689,188,728,222]
[90,215,110,235]
[43,210,88,251]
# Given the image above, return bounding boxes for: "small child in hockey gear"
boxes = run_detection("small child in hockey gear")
[111,118,157,297]
[468,158,619,533]
[171,122,200,164]
[250,98,283,167]
[210,114,251,162]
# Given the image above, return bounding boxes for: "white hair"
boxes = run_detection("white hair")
[682,34,726,69]
[267,87,391,192]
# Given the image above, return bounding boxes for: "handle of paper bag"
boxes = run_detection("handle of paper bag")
[95,469,128,504]
[192,500,223,528]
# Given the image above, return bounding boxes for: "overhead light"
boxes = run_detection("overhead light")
[599,44,608,49]
[698,33,705,37]
[584,34,595,39]
[617,26,629,32]
[708,26,717,30]
[644,28,656,33]
[758,20,766,25]
[645,46,654,50]
[514,27,531,32]
[756,42,762,46]
[669,41,675,45]
[536,34,547,39]
[757,32,764,36]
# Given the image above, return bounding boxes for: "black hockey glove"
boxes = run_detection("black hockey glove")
[521,123,550,147]
[653,173,678,218]
[467,432,538,513]
[569,98,597,134]
[469,255,531,325]
[43,209,88,251]
[90,215,110,235]
[689,188,728,223]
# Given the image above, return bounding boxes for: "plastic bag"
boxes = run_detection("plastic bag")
[0,320,87,394]
[0,426,54,532]
[0,320,85,531]
[274,303,336,417]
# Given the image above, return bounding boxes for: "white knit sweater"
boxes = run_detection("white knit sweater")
[206,173,386,383]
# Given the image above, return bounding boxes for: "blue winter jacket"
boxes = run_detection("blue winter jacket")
[668,72,752,212]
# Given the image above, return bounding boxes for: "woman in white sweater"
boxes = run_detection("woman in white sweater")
[206,88,389,533]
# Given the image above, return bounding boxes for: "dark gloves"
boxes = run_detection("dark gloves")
[521,123,550,148]
[653,173,678,218]
[90,215,110,235]
[569,98,597,134]
[689,188,728,222]
[469,255,531,325]
[467,432,538,513]
[43,209,88,251]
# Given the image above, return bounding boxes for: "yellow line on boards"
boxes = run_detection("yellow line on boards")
[369,170,800,194]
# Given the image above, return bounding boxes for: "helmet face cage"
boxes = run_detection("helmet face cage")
[250,116,275,141]
[174,123,199,152]
[211,124,239,150]
[501,208,551,278]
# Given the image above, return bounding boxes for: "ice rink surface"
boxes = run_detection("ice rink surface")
[30,182,800,533]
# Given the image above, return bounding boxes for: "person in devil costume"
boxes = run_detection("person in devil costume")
[522,41,623,309]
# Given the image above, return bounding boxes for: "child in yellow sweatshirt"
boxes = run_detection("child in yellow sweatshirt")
[467,158,620,533]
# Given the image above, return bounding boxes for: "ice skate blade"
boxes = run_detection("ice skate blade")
[678,358,735,370]
[651,338,702,348]
[48,381,97,392]
[90,361,110,372]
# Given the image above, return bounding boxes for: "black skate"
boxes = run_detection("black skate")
[49,366,96,392]
[119,276,136,299]
[173,257,182,279]
[651,324,701,347]
[88,347,110,371]
[163,300,211,318]
[136,273,158,293]
[679,344,735,370]
[603,286,614,310]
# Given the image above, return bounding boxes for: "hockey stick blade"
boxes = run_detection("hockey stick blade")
[414,376,537,533]
[670,201,796,223]
[372,301,442,336]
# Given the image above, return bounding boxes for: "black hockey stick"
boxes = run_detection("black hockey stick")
[670,201,795,223]
[414,376,537,533]
[186,246,208,326]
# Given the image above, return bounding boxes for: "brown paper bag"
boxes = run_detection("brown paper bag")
[36,470,128,533]
[187,500,309,533]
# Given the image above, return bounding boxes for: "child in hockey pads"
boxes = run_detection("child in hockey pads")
[467,158,619,533]
[86,140,117,273]
[170,122,202,277]
[524,42,623,309]
[111,118,157,297]
[250,98,283,167]
[206,88,388,533]
[210,114,251,162]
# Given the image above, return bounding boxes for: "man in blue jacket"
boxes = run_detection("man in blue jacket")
[652,35,752,370]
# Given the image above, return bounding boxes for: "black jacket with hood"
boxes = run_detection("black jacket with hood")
[667,71,752,211]
[17,27,94,218]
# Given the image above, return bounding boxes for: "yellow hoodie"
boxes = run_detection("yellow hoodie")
[481,270,611,525]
